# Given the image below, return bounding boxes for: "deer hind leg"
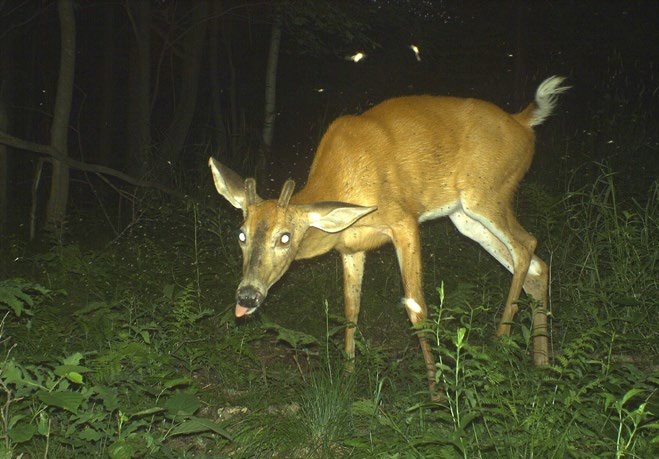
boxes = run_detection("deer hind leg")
[450,207,550,365]
[523,254,550,365]
[342,251,366,370]
[505,214,550,365]
[391,221,438,396]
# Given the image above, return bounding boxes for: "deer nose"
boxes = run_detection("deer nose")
[236,285,264,309]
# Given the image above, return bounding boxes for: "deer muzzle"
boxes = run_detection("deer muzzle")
[235,285,264,317]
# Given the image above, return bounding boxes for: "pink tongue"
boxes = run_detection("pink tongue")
[235,304,250,318]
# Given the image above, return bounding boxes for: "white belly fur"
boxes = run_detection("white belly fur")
[419,201,459,223]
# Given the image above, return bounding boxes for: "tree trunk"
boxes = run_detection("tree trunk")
[160,2,208,168]
[0,31,12,244]
[126,0,151,178]
[221,13,239,164]
[45,0,75,233]
[0,69,10,242]
[260,10,282,173]
[209,0,228,160]
[98,1,116,167]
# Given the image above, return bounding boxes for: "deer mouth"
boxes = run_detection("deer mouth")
[235,304,257,317]
[235,285,265,318]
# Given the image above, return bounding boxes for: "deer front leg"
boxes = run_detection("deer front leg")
[342,251,366,370]
[392,223,438,398]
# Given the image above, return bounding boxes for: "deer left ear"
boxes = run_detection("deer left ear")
[303,202,377,233]
[208,157,262,210]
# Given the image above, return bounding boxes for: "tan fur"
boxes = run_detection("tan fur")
[209,76,568,398]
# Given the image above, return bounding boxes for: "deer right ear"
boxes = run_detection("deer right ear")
[208,157,260,210]
[304,202,377,233]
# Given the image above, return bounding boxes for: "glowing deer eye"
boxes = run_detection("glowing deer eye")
[238,231,246,243]
[280,233,291,245]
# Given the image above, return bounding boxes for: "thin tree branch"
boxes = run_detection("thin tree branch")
[0,130,186,199]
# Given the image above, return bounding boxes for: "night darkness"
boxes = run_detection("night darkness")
[0,1,657,457]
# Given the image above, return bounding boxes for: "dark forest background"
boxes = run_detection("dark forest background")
[1,0,657,240]
[0,1,657,457]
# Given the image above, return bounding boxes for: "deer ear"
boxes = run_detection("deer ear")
[208,157,261,210]
[304,202,377,233]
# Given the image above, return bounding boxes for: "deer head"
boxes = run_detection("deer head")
[208,157,376,317]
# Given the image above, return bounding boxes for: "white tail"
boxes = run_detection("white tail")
[209,76,568,397]
[527,76,569,126]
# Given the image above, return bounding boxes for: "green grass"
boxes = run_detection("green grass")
[2,55,659,457]
[1,163,656,458]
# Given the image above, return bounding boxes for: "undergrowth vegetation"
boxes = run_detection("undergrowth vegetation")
[1,163,656,458]
[2,58,658,456]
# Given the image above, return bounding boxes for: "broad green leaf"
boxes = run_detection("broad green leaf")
[8,423,36,443]
[0,279,50,317]
[109,434,151,459]
[37,390,84,413]
[95,385,120,411]
[55,363,90,379]
[168,417,232,440]
[65,371,84,384]
[261,320,319,348]
[164,393,200,416]
[7,414,27,430]
[0,288,31,316]
[188,417,232,439]
[62,352,84,366]
[37,414,49,436]
[620,387,644,406]
[0,360,24,385]
[130,407,165,418]
[78,427,103,441]
[139,330,151,344]
[109,440,138,459]
[164,377,192,389]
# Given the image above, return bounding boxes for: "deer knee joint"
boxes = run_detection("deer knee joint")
[404,298,426,323]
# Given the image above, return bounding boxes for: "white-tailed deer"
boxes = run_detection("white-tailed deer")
[209,76,568,396]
